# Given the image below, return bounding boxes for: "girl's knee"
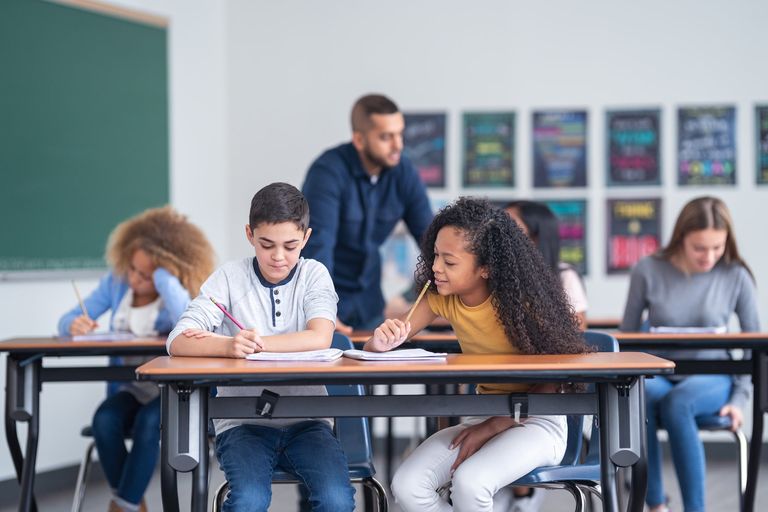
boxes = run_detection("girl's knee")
[391,468,433,510]
[450,467,493,510]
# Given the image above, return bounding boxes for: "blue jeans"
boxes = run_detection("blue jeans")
[645,375,732,511]
[91,391,160,505]
[215,421,355,512]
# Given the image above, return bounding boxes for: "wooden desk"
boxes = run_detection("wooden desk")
[614,332,768,512]
[137,352,673,512]
[586,317,622,330]
[1,337,167,512]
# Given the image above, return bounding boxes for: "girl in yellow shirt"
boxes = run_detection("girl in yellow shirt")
[365,197,589,512]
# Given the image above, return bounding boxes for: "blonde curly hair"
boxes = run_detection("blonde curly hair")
[106,206,215,296]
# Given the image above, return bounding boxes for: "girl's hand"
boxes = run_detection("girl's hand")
[230,329,264,358]
[69,315,98,335]
[367,319,411,352]
[449,417,517,472]
[719,404,743,431]
[182,328,216,340]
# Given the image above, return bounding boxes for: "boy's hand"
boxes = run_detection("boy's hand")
[182,328,216,339]
[69,315,98,335]
[367,319,411,352]
[230,329,264,358]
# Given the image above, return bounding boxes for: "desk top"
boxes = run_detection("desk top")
[614,332,768,350]
[136,352,674,385]
[0,337,167,356]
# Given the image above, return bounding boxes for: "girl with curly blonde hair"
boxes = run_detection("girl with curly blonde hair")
[58,206,215,512]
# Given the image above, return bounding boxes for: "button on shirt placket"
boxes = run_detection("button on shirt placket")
[273,288,282,326]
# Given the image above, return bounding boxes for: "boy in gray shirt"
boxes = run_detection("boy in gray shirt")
[167,183,354,512]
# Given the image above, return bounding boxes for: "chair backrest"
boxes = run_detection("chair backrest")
[557,331,618,466]
[583,330,619,353]
[327,333,375,467]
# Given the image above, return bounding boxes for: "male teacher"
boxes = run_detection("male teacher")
[302,94,433,333]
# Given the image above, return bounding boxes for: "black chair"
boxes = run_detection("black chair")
[211,333,388,511]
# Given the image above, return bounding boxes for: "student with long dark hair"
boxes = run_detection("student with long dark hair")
[365,197,589,512]
[506,200,588,330]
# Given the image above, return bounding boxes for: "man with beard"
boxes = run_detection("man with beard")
[302,94,433,333]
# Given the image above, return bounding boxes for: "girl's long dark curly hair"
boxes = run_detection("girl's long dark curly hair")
[415,197,588,355]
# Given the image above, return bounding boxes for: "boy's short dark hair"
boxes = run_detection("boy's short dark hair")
[249,182,309,231]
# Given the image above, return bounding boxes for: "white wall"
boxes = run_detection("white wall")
[0,0,228,480]
[226,0,768,326]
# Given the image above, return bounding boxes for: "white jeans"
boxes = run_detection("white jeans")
[391,415,567,512]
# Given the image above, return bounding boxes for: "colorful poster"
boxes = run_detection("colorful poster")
[607,109,661,186]
[677,106,736,186]
[757,106,768,185]
[606,198,661,274]
[544,200,588,276]
[403,112,446,188]
[533,110,588,188]
[462,112,515,187]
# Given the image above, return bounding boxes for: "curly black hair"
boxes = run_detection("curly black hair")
[415,197,588,355]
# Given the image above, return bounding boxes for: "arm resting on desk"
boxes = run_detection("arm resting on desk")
[169,318,334,358]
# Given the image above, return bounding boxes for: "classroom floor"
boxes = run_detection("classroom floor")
[3,441,767,511]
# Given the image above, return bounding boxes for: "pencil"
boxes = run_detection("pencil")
[210,296,246,330]
[71,280,91,320]
[404,280,431,324]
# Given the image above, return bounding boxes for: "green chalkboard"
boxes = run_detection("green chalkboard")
[0,0,168,274]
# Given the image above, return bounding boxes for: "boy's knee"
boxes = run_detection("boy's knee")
[307,484,355,512]
[92,405,121,434]
[223,484,270,512]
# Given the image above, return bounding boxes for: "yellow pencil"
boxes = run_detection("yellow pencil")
[71,280,91,320]
[405,280,431,324]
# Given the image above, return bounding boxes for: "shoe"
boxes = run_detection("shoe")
[510,488,546,512]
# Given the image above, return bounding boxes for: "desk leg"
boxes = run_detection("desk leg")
[598,378,645,512]
[5,357,40,512]
[191,386,209,512]
[744,350,767,512]
[627,377,647,512]
[598,383,619,512]
[160,384,180,512]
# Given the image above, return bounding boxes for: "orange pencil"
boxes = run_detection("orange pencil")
[405,280,431,323]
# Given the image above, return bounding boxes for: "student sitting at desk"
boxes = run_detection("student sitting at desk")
[58,206,215,512]
[620,196,760,512]
[505,200,588,330]
[167,183,355,512]
[364,197,590,512]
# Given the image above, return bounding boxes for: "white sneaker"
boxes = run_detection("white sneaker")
[510,488,546,512]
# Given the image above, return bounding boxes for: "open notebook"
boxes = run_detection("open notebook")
[649,325,727,334]
[342,348,447,361]
[246,348,344,362]
[245,348,448,362]
[60,332,137,342]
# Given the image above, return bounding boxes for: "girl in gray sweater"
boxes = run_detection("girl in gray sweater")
[620,196,759,512]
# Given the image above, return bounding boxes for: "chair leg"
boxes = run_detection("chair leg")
[562,482,586,512]
[362,477,389,512]
[71,440,96,512]
[734,429,748,503]
[211,481,228,512]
